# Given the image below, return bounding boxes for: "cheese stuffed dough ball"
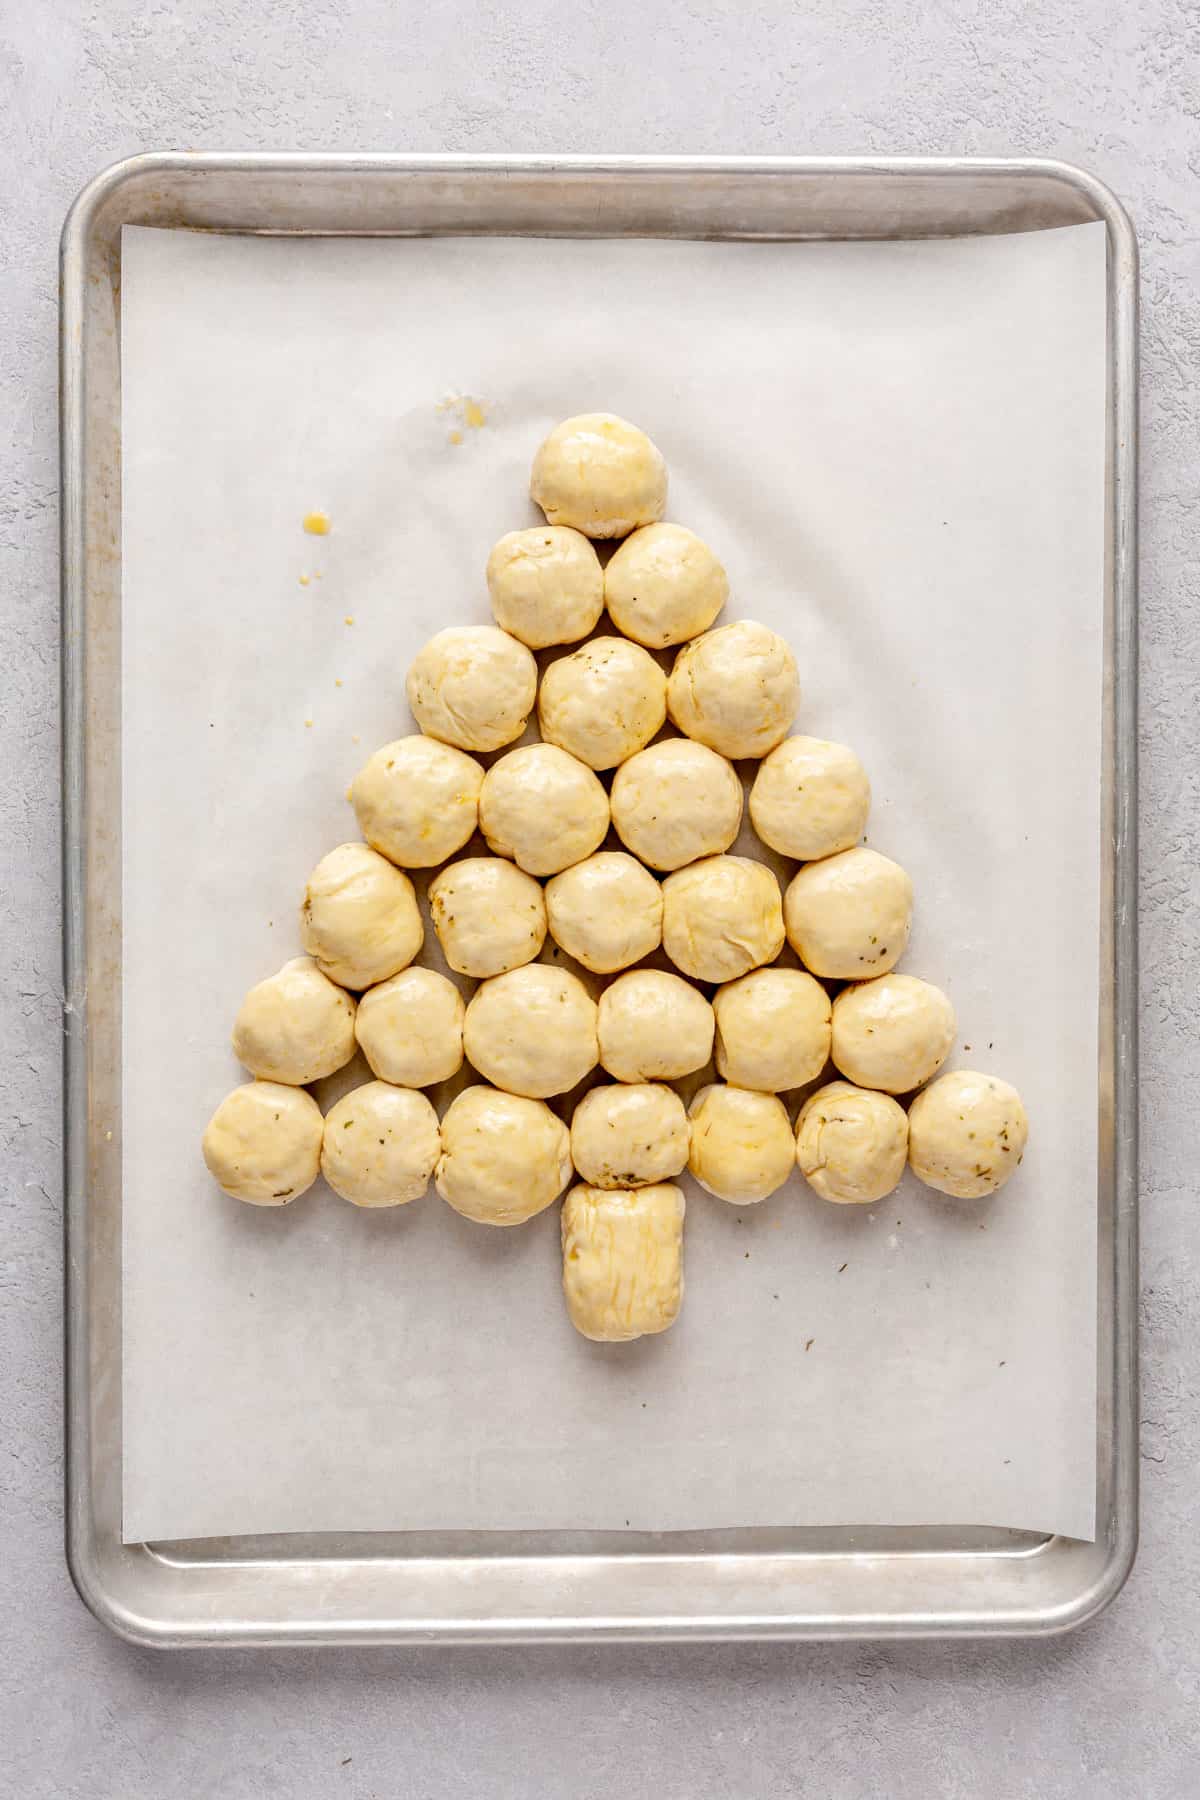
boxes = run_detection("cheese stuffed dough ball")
[561,1183,685,1342]
[687,1083,795,1205]
[610,737,743,871]
[350,735,483,869]
[232,956,357,1085]
[320,1081,440,1208]
[662,855,785,983]
[405,625,537,753]
[907,1070,1029,1198]
[301,842,424,990]
[569,1082,690,1188]
[537,636,667,770]
[463,964,599,1099]
[354,966,465,1087]
[597,970,715,1083]
[795,1080,909,1205]
[713,966,831,1093]
[783,846,912,981]
[544,852,663,974]
[479,743,610,876]
[831,973,956,1094]
[485,525,604,648]
[202,1081,324,1206]
[667,620,799,760]
[436,1084,572,1225]
[749,735,870,862]
[603,522,728,648]
[428,856,547,979]
[530,412,667,539]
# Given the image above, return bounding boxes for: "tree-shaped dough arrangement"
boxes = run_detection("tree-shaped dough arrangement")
[203,412,1029,1343]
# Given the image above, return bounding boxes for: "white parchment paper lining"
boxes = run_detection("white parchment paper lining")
[120,221,1104,1544]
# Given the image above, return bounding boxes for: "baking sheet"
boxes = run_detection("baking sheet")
[119,221,1104,1546]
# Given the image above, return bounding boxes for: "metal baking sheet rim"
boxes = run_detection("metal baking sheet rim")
[59,153,1138,1647]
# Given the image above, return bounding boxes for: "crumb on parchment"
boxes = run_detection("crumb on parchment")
[438,392,489,445]
[303,510,330,535]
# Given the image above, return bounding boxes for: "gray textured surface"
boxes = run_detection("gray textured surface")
[1,2,1196,1795]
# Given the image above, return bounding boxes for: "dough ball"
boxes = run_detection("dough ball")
[436,1084,572,1225]
[713,967,831,1093]
[530,412,667,539]
[301,842,424,990]
[907,1070,1029,1199]
[429,856,546,979]
[354,966,465,1087]
[486,525,604,648]
[405,625,537,753]
[687,1083,795,1205]
[610,737,742,872]
[795,1080,908,1205]
[350,735,483,869]
[831,973,956,1094]
[537,637,667,770]
[570,1082,690,1188]
[320,1080,440,1208]
[232,956,357,1085]
[661,855,785,983]
[749,735,871,862]
[667,620,799,760]
[597,969,715,1083]
[561,1182,685,1342]
[783,846,912,981]
[479,743,610,876]
[603,522,729,648]
[544,851,662,974]
[202,1081,324,1206]
[463,964,599,1098]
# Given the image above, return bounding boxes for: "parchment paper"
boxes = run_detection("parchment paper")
[120,221,1105,1545]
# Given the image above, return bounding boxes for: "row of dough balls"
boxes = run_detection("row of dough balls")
[229,953,977,1108]
[301,828,912,993]
[353,720,878,883]
[202,1069,1027,1340]
[405,615,801,768]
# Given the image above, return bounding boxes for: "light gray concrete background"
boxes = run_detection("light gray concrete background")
[2,3,1196,1795]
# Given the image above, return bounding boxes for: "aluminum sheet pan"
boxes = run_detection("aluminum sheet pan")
[60,154,1138,1644]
